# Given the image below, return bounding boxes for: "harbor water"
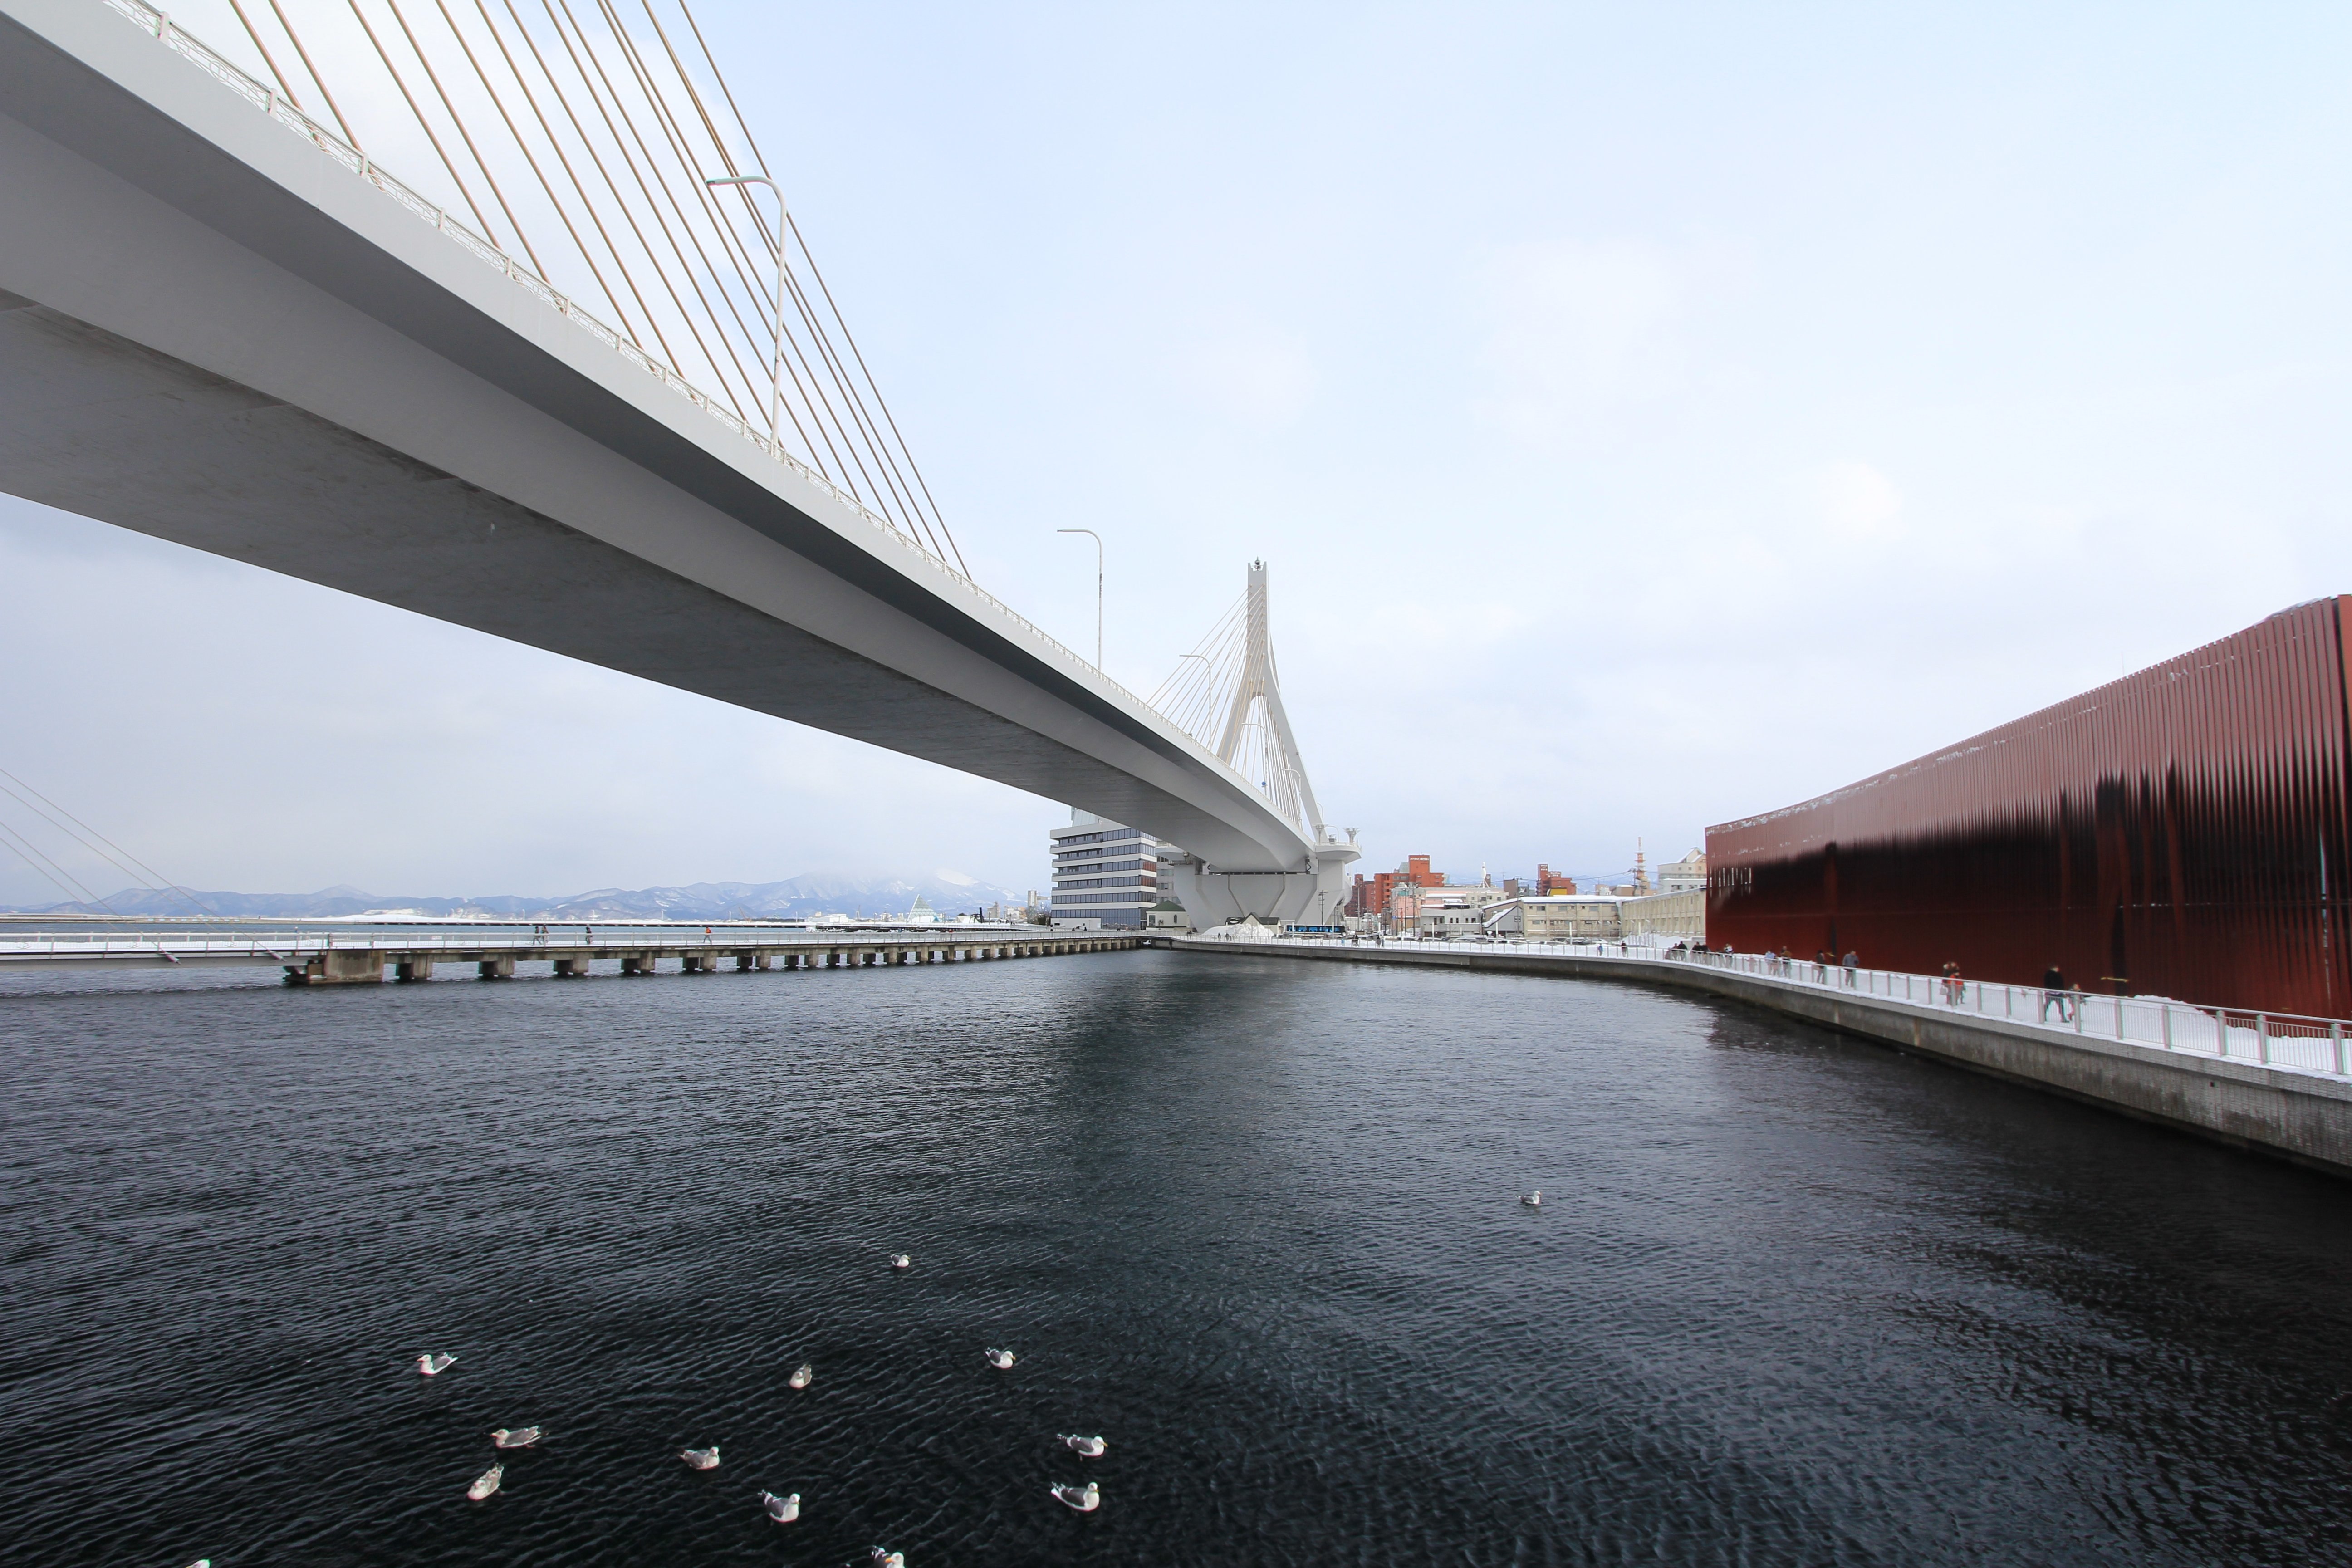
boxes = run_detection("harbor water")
[5,949,2351,1565]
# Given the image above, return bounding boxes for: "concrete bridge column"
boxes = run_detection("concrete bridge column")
[394,958,434,982]
[553,956,589,977]
[479,955,515,980]
[287,949,385,985]
[621,954,656,975]
[738,953,768,971]
[680,953,711,974]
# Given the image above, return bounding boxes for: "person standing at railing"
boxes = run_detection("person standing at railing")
[1940,960,1963,1005]
[2041,965,2072,1023]
[1813,949,1832,983]
[1842,950,1859,986]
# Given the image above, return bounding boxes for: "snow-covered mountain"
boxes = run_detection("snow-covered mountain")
[4,872,1029,921]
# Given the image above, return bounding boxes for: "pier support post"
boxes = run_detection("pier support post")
[394,958,435,982]
[478,955,514,980]
[286,949,386,985]
[738,953,768,971]
[553,956,588,977]
[621,954,656,975]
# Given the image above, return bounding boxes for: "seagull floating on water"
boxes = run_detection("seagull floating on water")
[985,1348,1015,1370]
[869,1548,905,1568]
[1050,1480,1101,1512]
[1521,1190,1542,1208]
[466,1462,503,1500]
[1060,1433,1108,1458]
[490,1426,542,1449]
[680,1446,721,1470]
[760,1489,800,1523]
[788,1362,813,1390]
[889,1253,911,1271]
[416,1353,456,1376]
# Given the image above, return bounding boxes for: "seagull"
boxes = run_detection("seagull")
[889,1253,912,1271]
[1521,1190,1542,1208]
[1050,1480,1101,1512]
[490,1426,542,1449]
[788,1363,814,1390]
[467,1462,503,1500]
[760,1489,800,1523]
[681,1446,721,1470]
[1060,1433,1108,1458]
[985,1348,1015,1370]
[416,1353,456,1376]
[869,1548,905,1568]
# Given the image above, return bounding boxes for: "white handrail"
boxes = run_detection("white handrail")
[1185,929,2352,1081]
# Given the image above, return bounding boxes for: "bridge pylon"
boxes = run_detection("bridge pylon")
[1156,561,1357,929]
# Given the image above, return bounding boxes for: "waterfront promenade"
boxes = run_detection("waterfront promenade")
[1174,930,2352,1178]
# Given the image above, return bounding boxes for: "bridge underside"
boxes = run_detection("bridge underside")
[0,0,1338,898]
[0,289,1043,779]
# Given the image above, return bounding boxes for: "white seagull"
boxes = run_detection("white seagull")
[760,1489,800,1523]
[1050,1480,1101,1512]
[680,1445,721,1470]
[889,1253,912,1271]
[416,1353,456,1376]
[788,1363,814,1390]
[1060,1433,1108,1458]
[985,1348,1016,1370]
[869,1548,906,1568]
[1521,1190,1542,1208]
[466,1462,503,1500]
[490,1425,543,1448]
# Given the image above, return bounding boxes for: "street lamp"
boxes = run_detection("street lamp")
[706,174,786,445]
[1057,527,1103,668]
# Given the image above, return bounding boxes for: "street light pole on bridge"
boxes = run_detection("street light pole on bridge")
[1057,528,1103,668]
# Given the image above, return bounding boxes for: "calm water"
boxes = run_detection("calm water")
[6,950,2352,1567]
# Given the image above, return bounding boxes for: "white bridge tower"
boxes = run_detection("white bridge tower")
[1155,561,1358,928]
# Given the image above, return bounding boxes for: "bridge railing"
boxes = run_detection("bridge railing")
[1187,928,2352,1080]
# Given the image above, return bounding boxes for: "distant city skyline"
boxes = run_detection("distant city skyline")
[4,0,2347,906]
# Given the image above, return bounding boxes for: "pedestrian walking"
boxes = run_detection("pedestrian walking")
[2041,964,2072,1022]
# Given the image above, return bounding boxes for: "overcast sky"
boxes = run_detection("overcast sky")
[4,1,2349,903]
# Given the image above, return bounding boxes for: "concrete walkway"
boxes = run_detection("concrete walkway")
[1170,934,2352,1181]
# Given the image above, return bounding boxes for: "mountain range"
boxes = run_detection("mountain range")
[2,872,1031,922]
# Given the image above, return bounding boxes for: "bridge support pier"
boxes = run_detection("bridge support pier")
[621,955,656,976]
[285,949,385,985]
[681,953,714,974]
[553,957,589,977]
[738,953,768,971]
[478,955,514,980]
[395,959,434,982]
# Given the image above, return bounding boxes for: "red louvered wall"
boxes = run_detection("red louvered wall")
[1705,598,2352,1017]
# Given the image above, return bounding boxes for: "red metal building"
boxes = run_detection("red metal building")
[1705,598,2352,1017]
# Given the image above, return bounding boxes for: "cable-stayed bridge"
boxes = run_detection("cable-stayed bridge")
[0,0,1357,926]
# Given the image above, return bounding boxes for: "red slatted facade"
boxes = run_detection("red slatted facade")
[1705,598,2352,1016]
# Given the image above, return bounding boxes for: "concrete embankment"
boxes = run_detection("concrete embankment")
[1166,936,2352,1181]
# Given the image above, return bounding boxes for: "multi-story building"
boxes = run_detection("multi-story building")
[1049,809,1169,930]
[1657,849,1706,894]
[1618,888,1705,941]
[1348,854,1446,921]
[1482,894,1627,941]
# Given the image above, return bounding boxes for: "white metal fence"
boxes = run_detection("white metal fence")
[1187,928,2352,1080]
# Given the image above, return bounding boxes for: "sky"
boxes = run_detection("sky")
[4,1,2350,903]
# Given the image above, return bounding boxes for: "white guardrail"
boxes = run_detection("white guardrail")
[1188,930,2352,1081]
